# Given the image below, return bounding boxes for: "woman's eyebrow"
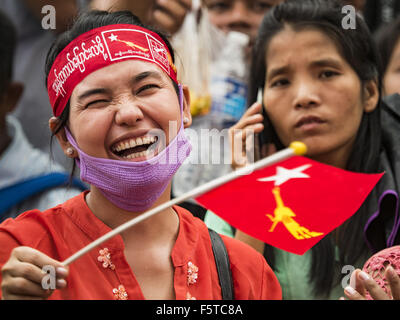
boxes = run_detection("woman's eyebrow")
[266,58,343,81]
[77,88,109,101]
[310,58,343,69]
[77,71,165,101]
[132,71,164,84]
[267,65,290,81]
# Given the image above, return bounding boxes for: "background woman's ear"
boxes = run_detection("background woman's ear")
[49,117,76,157]
[363,80,379,113]
[182,84,192,127]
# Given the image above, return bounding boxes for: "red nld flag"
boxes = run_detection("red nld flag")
[196,156,384,255]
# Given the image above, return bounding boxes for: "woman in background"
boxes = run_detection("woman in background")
[206,0,400,299]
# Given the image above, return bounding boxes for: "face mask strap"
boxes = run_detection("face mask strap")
[178,84,185,127]
[179,84,183,110]
[64,126,83,167]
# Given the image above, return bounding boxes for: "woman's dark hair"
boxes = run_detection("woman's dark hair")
[0,9,17,98]
[374,16,400,77]
[248,0,383,297]
[45,10,178,175]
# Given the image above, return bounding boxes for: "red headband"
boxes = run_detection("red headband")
[47,24,178,117]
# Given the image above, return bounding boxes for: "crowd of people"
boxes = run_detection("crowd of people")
[0,0,399,301]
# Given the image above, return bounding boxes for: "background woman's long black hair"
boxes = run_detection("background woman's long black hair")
[248,0,383,297]
[374,15,400,78]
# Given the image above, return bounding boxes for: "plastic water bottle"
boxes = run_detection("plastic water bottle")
[208,31,249,130]
[172,30,249,202]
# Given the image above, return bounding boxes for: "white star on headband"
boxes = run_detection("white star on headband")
[154,47,165,53]
[108,33,118,42]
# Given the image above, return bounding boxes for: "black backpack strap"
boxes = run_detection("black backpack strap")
[208,228,234,300]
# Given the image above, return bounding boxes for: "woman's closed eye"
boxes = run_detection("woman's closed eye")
[136,83,160,95]
[85,99,109,108]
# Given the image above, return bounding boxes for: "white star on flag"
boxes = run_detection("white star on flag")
[258,164,311,186]
[108,33,118,42]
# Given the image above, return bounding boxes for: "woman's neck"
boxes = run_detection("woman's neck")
[309,140,355,170]
[85,184,179,245]
[311,152,348,169]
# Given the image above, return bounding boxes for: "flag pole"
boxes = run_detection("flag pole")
[62,142,307,266]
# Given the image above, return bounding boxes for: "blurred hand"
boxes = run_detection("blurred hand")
[90,0,191,35]
[229,102,265,170]
[151,0,192,35]
[90,0,155,22]
[1,246,68,300]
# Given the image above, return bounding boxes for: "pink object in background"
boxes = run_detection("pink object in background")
[363,245,400,299]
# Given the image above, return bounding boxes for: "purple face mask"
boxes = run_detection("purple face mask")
[65,85,192,212]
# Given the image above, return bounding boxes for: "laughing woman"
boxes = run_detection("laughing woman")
[0,10,281,300]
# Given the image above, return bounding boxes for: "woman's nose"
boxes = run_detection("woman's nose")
[226,1,252,30]
[292,82,321,109]
[114,101,144,126]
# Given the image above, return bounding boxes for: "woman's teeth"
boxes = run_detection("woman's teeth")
[113,136,157,152]
[124,148,154,159]
[112,136,158,159]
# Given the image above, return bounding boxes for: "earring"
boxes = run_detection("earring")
[183,117,190,124]
[66,147,74,156]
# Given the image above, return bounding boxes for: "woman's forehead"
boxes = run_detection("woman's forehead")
[265,27,345,69]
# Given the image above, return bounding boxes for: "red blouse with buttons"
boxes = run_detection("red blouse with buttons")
[0,192,281,300]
